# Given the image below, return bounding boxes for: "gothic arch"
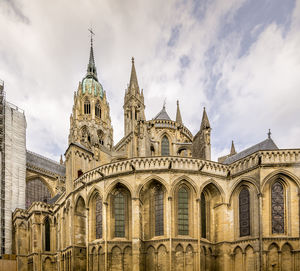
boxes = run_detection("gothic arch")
[200,178,225,202]
[87,186,103,206]
[228,177,259,204]
[104,179,133,201]
[171,175,198,197]
[137,175,169,198]
[261,169,300,192]
[26,175,54,196]
[74,193,86,208]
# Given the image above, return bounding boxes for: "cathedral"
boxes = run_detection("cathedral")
[11,36,300,271]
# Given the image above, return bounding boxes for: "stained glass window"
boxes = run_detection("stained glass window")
[45,217,50,251]
[155,186,164,236]
[161,136,170,156]
[95,195,102,239]
[26,179,51,209]
[272,181,284,234]
[201,192,206,238]
[239,187,250,237]
[114,192,125,237]
[178,187,189,235]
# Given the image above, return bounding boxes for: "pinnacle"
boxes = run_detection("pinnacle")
[176,100,183,124]
[200,107,210,131]
[128,57,139,94]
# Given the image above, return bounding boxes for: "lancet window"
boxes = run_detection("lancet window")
[178,187,189,235]
[271,181,285,234]
[95,194,103,239]
[155,185,164,236]
[239,187,250,237]
[84,100,91,114]
[44,217,50,251]
[114,192,125,237]
[161,136,170,156]
[95,103,101,118]
[201,192,206,238]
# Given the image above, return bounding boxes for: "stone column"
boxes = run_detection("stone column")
[132,197,141,271]
[103,201,108,271]
[167,196,172,271]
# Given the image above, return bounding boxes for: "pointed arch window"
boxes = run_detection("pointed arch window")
[239,187,250,237]
[44,217,50,251]
[271,181,285,234]
[201,192,206,238]
[114,192,125,237]
[95,103,101,118]
[84,100,91,114]
[155,185,164,236]
[161,136,170,156]
[95,194,103,239]
[178,187,189,235]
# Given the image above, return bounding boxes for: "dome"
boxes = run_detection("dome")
[82,77,104,98]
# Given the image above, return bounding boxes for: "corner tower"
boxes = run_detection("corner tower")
[68,35,113,152]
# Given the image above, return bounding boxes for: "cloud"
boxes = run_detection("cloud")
[0,0,298,162]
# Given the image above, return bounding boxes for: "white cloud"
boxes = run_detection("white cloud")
[0,0,299,162]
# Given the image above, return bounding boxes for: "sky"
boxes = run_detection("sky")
[0,0,299,162]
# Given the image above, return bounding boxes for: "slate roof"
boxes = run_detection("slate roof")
[48,193,62,204]
[27,150,66,176]
[223,138,278,164]
[153,106,171,121]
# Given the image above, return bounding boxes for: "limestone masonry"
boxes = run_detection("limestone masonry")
[9,38,300,271]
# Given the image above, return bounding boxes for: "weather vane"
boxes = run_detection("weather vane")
[88,27,95,45]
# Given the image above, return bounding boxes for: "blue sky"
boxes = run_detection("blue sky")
[0,0,299,161]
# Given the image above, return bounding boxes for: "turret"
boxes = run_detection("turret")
[192,107,211,160]
[123,57,145,136]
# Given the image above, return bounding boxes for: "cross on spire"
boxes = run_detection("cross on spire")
[86,28,98,81]
[88,28,95,46]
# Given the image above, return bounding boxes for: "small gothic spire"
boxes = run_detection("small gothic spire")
[230,140,236,155]
[268,129,271,139]
[86,28,98,81]
[200,107,210,131]
[176,100,183,124]
[128,57,139,94]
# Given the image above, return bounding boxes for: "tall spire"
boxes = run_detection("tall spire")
[128,57,140,94]
[176,100,183,124]
[230,140,236,155]
[200,107,210,131]
[86,28,98,81]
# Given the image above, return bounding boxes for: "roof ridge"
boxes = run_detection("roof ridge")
[26,150,64,167]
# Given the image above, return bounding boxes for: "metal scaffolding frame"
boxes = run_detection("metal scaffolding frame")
[0,79,5,255]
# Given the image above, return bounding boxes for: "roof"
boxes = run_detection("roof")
[153,106,171,121]
[27,150,66,176]
[223,138,278,164]
[48,193,62,204]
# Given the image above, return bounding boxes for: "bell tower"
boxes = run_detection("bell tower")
[68,32,113,152]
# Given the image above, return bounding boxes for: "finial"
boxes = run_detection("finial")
[132,57,135,64]
[177,100,179,106]
[268,129,271,139]
[163,99,166,109]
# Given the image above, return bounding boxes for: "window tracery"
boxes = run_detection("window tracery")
[44,217,50,251]
[95,103,101,118]
[239,187,250,237]
[26,179,51,209]
[161,136,170,156]
[178,187,189,235]
[271,181,285,234]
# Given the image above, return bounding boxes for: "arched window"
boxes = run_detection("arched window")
[239,187,250,237]
[178,187,189,235]
[201,192,206,238]
[114,192,125,237]
[95,103,101,118]
[44,217,50,251]
[26,178,52,209]
[95,194,103,239]
[161,136,170,156]
[155,186,164,236]
[271,181,284,234]
[84,100,91,114]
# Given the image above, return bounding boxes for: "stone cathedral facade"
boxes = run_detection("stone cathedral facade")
[12,39,300,271]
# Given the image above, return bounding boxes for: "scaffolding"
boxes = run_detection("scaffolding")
[0,79,5,255]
